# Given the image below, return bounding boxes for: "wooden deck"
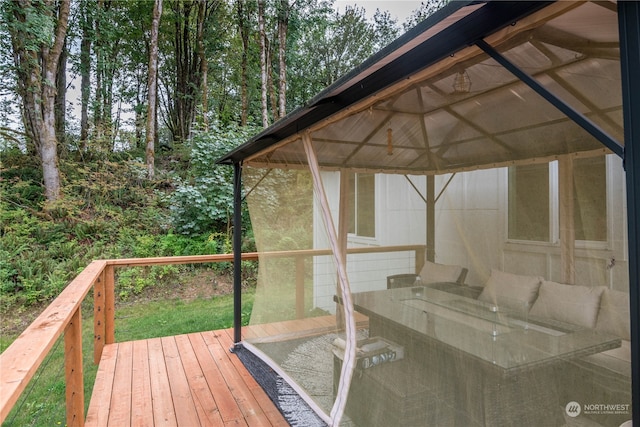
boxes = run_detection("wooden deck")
[86,328,287,427]
[86,314,368,426]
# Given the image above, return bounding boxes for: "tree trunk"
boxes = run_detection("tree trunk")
[94,0,103,144]
[268,40,278,121]
[236,0,250,126]
[258,0,269,128]
[8,0,70,203]
[93,0,120,151]
[134,70,145,150]
[197,0,208,131]
[167,0,210,144]
[79,0,91,150]
[55,37,67,147]
[146,0,162,179]
[277,0,289,119]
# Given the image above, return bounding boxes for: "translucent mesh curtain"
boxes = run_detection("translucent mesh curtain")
[243,162,357,424]
[238,2,632,426]
[243,154,631,427]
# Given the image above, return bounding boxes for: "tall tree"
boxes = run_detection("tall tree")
[235,0,253,126]
[258,0,268,128]
[93,0,127,151]
[286,4,376,108]
[403,0,448,31]
[79,0,92,150]
[54,38,67,146]
[165,0,214,144]
[372,9,399,50]
[5,0,70,202]
[146,0,162,179]
[276,0,290,120]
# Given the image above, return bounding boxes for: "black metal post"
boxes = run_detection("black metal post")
[619,2,640,423]
[232,161,243,348]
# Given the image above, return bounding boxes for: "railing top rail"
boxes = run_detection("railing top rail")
[104,245,426,267]
[0,260,107,423]
[104,253,259,267]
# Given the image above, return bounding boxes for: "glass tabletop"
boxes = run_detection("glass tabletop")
[351,286,620,373]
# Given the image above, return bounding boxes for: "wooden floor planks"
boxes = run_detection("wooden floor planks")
[86,315,369,426]
[86,328,289,427]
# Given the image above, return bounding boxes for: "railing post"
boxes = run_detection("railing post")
[94,269,106,364]
[295,256,305,319]
[415,247,426,275]
[104,265,115,344]
[64,309,84,427]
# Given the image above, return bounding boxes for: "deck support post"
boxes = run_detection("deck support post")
[295,255,305,319]
[233,161,243,347]
[618,2,640,424]
[104,265,115,345]
[93,269,106,364]
[64,309,84,427]
[558,155,575,285]
[426,175,435,264]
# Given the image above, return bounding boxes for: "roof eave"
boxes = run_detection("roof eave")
[217,0,553,166]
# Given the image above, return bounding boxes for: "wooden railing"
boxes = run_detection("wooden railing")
[0,245,425,426]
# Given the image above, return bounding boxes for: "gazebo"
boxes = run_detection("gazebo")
[219,1,640,426]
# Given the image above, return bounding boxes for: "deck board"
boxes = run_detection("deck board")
[108,341,133,427]
[131,340,153,426]
[86,329,288,427]
[86,315,369,426]
[147,337,178,427]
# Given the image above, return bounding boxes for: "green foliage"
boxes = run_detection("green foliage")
[115,265,179,300]
[0,145,229,308]
[170,124,258,235]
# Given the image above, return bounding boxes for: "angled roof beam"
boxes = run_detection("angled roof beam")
[342,110,395,166]
[533,26,619,60]
[476,39,624,158]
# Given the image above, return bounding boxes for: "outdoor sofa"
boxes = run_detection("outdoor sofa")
[388,262,631,425]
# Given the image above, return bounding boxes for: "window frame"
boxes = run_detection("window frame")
[505,155,611,250]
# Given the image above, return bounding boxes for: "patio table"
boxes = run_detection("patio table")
[344,286,621,426]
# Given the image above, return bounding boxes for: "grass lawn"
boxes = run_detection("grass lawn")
[1,291,254,427]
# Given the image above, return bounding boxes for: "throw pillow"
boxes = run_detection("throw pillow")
[419,260,463,284]
[529,281,605,328]
[478,269,542,309]
[595,288,630,341]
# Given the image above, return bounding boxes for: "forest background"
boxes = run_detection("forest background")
[0,0,446,332]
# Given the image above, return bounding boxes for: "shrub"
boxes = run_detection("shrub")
[170,124,258,235]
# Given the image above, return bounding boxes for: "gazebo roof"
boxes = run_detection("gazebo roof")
[218,1,624,175]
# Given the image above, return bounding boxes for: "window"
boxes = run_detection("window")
[348,173,375,238]
[574,156,607,242]
[508,156,607,243]
[508,163,550,242]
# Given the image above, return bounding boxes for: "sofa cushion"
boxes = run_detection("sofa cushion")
[529,281,605,328]
[596,289,631,341]
[477,269,542,309]
[419,260,463,285]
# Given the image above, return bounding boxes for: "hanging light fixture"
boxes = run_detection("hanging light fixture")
[387,127,393,156]
[452,69,472,94]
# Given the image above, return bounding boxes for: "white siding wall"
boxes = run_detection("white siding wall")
[312,157,628,312]
[313,172,427,313]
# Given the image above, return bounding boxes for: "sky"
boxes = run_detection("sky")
[334,1,424,22]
